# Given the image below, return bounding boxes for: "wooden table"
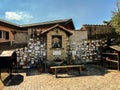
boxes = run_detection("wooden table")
[50,65,85,78]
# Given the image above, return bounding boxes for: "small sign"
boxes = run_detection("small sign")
[53,50,61,55]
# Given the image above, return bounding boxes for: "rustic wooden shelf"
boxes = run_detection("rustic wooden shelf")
[105,58,118,63]
[102,45,120,71]
[102,53,118,55]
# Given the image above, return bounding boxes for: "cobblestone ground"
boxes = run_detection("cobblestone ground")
[2,65,120,90]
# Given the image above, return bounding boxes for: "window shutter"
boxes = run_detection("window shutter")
[6,32,9,40]
[0,31,2,38]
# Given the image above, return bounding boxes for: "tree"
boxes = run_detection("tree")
[110,0,120,34]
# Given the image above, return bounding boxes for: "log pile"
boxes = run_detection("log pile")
[15,38,46,68]
[71,40,105,63]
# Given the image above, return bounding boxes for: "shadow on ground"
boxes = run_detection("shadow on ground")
[14,64,110,78]
[80,65,109,76]
[26,68,41,76]
[50,64,110,78]
[2,74,23,86]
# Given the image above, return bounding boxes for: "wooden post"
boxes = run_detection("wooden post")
[117,52,120,71]
[79,67,82,75]
[0,68,1,80]
[10,66,12,79]
[55,68,57,78]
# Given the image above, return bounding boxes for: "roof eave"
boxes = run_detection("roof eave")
[41,24,73,35]
[20,18,73,28]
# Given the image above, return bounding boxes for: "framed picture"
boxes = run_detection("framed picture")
[52,35,62,48]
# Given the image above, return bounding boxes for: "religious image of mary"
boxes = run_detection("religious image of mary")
[52,36,61,48]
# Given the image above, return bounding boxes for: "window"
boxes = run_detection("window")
[0,30,9,40]
[52,35,62,48]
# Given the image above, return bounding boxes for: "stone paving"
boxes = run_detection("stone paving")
[2,65,120,90]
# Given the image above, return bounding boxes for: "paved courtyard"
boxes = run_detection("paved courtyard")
[2,65,120,90]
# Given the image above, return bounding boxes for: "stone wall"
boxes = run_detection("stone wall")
[15,38,46,67]
[73,40,105,64]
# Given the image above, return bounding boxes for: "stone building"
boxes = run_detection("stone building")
[0,19,87,61]
[0,18,116,62]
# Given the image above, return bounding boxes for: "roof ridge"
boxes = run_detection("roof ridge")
[0,18,72,28]
[83,24,107,26]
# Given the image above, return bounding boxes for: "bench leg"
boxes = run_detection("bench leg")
[55,68,57,78]
[79,67,82,75]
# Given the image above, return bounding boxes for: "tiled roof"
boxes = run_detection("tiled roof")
[80,24,112,31]
[0,18,74,29]
[21,18,73,27]
[0,19,20,27]
[82,24,107,26]
[41,24,73,35]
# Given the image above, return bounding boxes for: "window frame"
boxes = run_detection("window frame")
[0,30,9,40]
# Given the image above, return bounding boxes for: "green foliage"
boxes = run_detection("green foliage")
[110,0,120,34]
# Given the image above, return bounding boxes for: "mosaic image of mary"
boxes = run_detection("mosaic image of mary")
[52,36,62,48]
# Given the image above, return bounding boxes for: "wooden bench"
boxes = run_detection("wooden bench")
[50,65,85,78]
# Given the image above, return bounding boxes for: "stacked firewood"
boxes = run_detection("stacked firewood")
[15,37,46,67]
[72,40,105,63]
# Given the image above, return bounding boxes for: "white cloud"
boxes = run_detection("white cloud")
[5,12,22,20]
[5,11,33,22]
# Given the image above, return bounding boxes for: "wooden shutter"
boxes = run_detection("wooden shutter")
[0,31,2,38]
[6,32,9,40]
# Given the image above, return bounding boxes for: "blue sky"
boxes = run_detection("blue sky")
[0,0,116,29]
